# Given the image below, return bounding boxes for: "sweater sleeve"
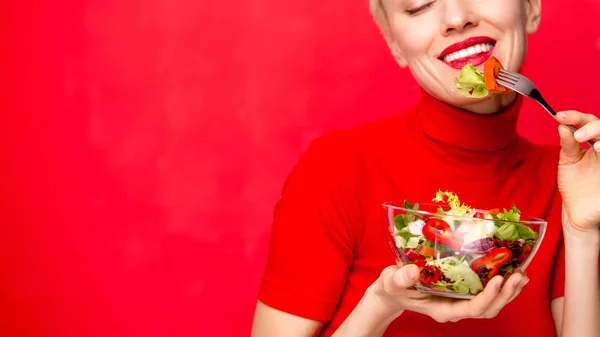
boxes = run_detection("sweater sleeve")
[257,133,364,322]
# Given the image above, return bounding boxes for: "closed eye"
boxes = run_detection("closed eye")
[406,1,435,16]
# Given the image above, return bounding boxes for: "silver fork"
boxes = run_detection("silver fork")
[496,70,595,146]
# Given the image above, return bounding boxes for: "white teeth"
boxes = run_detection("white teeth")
[442,43,494,63]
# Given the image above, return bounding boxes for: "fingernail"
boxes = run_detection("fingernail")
[557,112,566,120]
[520,278,529,288]
[594,142,600,152]
[575,129,587,140]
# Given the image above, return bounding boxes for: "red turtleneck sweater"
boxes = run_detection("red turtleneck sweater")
[258,91,566,337]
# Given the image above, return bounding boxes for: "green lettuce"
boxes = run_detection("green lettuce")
[452,64,489,98]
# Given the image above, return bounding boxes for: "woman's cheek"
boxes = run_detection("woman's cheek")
[476,1,524,31]
[392,27,437,60]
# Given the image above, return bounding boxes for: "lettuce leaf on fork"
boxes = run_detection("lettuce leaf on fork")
[452,64,489,98]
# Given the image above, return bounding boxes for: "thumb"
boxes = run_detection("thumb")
[392,264,420,289]
[558,124,583,165]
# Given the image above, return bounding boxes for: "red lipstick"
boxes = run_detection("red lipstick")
[438,36,496,70]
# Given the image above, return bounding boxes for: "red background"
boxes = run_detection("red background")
[2,1,599,336]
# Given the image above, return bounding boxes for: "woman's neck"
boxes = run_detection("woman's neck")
[409,89,526,180]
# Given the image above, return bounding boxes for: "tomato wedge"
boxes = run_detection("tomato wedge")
[415,245,438,257]
[422,218,463,252]
[470,247,513,284]
[420,265,442,285]
[483,56,512,94]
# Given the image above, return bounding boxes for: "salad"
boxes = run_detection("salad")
[453,56,512,98]
[393,190,540,296]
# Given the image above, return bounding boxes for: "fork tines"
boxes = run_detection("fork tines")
[497,69,519,85]
[495,69,529,95]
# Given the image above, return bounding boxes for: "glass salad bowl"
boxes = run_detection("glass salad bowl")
[382,191,547,299]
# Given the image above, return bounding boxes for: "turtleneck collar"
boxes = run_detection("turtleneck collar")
[408,89,527,181]
[415,89,522,152]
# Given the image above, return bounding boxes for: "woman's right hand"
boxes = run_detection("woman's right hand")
[368,263,529,323]
[252,263,530,337]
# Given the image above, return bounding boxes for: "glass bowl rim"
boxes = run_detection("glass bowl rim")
[382,201,547,226]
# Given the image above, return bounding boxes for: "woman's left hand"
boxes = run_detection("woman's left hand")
[556,110,600,233]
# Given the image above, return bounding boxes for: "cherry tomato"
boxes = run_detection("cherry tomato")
[420,265,442,285]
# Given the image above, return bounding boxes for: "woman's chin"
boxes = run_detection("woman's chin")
[439,89,493,106]
[421,84,518,114]
[435,89,516,115]
[457,92,518,114]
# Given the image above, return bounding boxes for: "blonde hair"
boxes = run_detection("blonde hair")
[370,0,388,27]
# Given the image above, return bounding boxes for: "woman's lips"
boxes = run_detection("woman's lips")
[439,36,496,58]
[443,47,495,70]
[438,36,497,70]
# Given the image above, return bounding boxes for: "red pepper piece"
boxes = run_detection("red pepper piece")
[404,248,427,267]
[422,218,463,252]
[470,247,513,285]
[420,265,442,285]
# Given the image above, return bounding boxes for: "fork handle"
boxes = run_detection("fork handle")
[530,89,596,146]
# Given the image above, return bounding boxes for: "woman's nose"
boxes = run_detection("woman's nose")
[440,0,479,35]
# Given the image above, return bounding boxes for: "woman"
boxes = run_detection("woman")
[251,0,600,336]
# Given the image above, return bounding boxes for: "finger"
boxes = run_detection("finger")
[481,273,527,318]
[380,264,419,296]
[572,120,600,144]
[379,265,399,292]
[448,275,504,320]
[402,288,431,300]
[571,119,600,152]
[392,264,420,289]
[507,275,529,302]
[557,110,598,128]
[558,124,585,164]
